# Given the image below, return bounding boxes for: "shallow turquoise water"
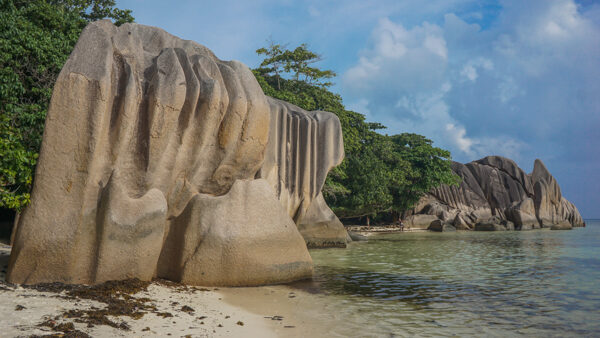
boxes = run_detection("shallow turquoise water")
[302,221,600,337]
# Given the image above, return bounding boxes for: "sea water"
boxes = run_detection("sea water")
[302,220,600,337]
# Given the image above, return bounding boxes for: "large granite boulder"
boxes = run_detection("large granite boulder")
[257,99,348,247]
[408,156,583,231]
[8,21,343,285]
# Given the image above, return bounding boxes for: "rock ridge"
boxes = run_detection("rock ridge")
[406,156,584,231]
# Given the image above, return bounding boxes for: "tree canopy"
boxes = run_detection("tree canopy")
[0,0,133,210]
[253,42,460,221]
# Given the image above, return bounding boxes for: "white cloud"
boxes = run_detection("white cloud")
[445,123,474,155]
[342,0,599,173]
[424,34,447,59]
[460,58,493,82]
[460,64,478,82]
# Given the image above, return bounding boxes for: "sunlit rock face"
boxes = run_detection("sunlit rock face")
[8,21,345,285]
[406,156,583,231]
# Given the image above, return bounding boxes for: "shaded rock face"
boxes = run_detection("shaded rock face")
[428,219,456,232]
[8,21,344,285]
[407,156,583,231]
[257,98,348,247]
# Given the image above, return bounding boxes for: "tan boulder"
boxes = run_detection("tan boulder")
[156,179,313,286]
[296,193,350,248]
[8,21,342,285]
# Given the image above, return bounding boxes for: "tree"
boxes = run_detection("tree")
[0,0,133,210]
[388,133,460,214]
[253,42,460,222]
[256,42,336,89]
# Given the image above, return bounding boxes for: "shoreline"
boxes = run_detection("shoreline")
[346,224,428,236]
[0,244,308,337]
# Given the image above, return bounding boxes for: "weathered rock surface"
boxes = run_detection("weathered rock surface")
[428,219,456,232]
[550,221,573,230]
[156,179,313,286]
[407,156,583,231]
[8,21,343,285]
[258,98,348,247]
[294,193,351,248]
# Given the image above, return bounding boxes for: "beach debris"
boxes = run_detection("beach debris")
[180,305,194,314]
[37,319,91,337]
[265,315,284,321]
[237,321,244,326]
[15,304,26,311]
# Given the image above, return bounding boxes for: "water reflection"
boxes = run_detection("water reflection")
[296,223,600,337]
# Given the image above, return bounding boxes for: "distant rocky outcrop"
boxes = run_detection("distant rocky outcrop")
[405,156,584,231]
[8,21,346,286]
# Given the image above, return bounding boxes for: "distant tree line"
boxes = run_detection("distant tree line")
[254,42,460,223]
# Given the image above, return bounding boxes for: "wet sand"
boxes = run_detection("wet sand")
[218,283,350,338]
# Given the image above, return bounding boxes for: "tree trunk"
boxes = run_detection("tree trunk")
[366,215,370,229]
[10,211,20,246]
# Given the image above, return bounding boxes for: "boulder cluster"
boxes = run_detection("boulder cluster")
[7,21,348,286]
[406,156,584,232]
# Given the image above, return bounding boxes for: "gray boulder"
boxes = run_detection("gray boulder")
[474,216,514,231]
[550,220,573,230]
[406,214,439,230]
[408,156,583,231]
[428,219,457,232]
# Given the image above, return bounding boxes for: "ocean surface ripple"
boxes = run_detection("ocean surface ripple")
[299,221,600,337]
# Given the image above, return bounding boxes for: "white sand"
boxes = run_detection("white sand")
[0,244,350,338]
[0,245,277,337]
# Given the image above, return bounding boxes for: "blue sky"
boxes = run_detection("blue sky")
[117,0,600,218]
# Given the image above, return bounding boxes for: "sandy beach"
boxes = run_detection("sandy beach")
[0,243,337,338]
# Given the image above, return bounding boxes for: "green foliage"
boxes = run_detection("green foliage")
[254,42,460,220]
[0,0,133,210]
[388,133,460,213]
[256,41,335,88]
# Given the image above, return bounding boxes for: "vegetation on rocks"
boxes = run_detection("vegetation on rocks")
[253,43,459,221]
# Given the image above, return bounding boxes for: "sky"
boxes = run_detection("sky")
[117,0,600,218]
